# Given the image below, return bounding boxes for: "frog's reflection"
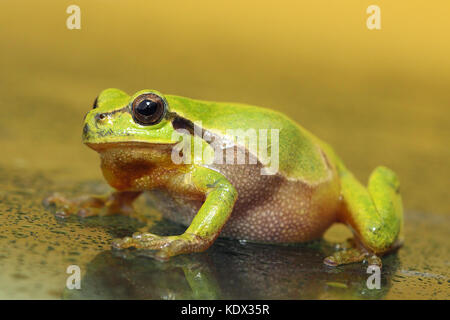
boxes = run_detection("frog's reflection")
[64,221,399,299]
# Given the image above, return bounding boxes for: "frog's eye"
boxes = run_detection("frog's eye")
[131,93,166,126]
[92,96,98,109]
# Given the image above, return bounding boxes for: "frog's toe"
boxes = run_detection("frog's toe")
[111,236,135,249]
[366,254,382,267]
[54,209,71,218]
[76,207,96,218]
[44,193,78,218]
[132,232,159,241]
[43,193,69,208]
[42,194,55,207]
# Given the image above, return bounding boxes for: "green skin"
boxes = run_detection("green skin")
[45,88,403,266]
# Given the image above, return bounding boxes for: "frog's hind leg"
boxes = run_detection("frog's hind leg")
[324,165,404,267]
[44,191,143,220]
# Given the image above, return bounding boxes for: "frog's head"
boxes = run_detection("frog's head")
[82,88,181,151]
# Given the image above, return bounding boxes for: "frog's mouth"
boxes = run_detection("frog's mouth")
[82,121,180,152]
[85,141,177,152]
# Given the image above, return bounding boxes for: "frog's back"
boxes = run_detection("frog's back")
[166,94,332,183]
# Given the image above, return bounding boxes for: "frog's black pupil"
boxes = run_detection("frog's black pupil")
[137,99,157,116]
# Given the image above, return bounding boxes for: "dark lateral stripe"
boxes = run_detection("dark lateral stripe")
[171,114,204,138]
[103,106,129,116]
[170,114,225,148]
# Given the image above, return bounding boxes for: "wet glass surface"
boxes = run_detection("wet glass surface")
[0,1,448,299]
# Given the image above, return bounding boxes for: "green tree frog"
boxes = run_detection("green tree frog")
[45,88,403,266]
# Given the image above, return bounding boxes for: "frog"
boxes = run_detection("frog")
[44,88,404,266]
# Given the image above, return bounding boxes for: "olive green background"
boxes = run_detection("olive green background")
[0,1,448,299]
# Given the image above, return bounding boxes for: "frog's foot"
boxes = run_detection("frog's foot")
[111,232,214,261]
[327,165,404,267]
[43,192,101,218]
[323,235,403,267]
[43,191,142,220]
[324,247,382,267]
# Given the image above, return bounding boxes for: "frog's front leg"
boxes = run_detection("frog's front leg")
[43,191,142,219]
[325,166,403,267]
[112,166,238,261]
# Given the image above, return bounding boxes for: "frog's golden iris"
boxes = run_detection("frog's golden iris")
[45,88,403,266]
[131,93,167,126]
